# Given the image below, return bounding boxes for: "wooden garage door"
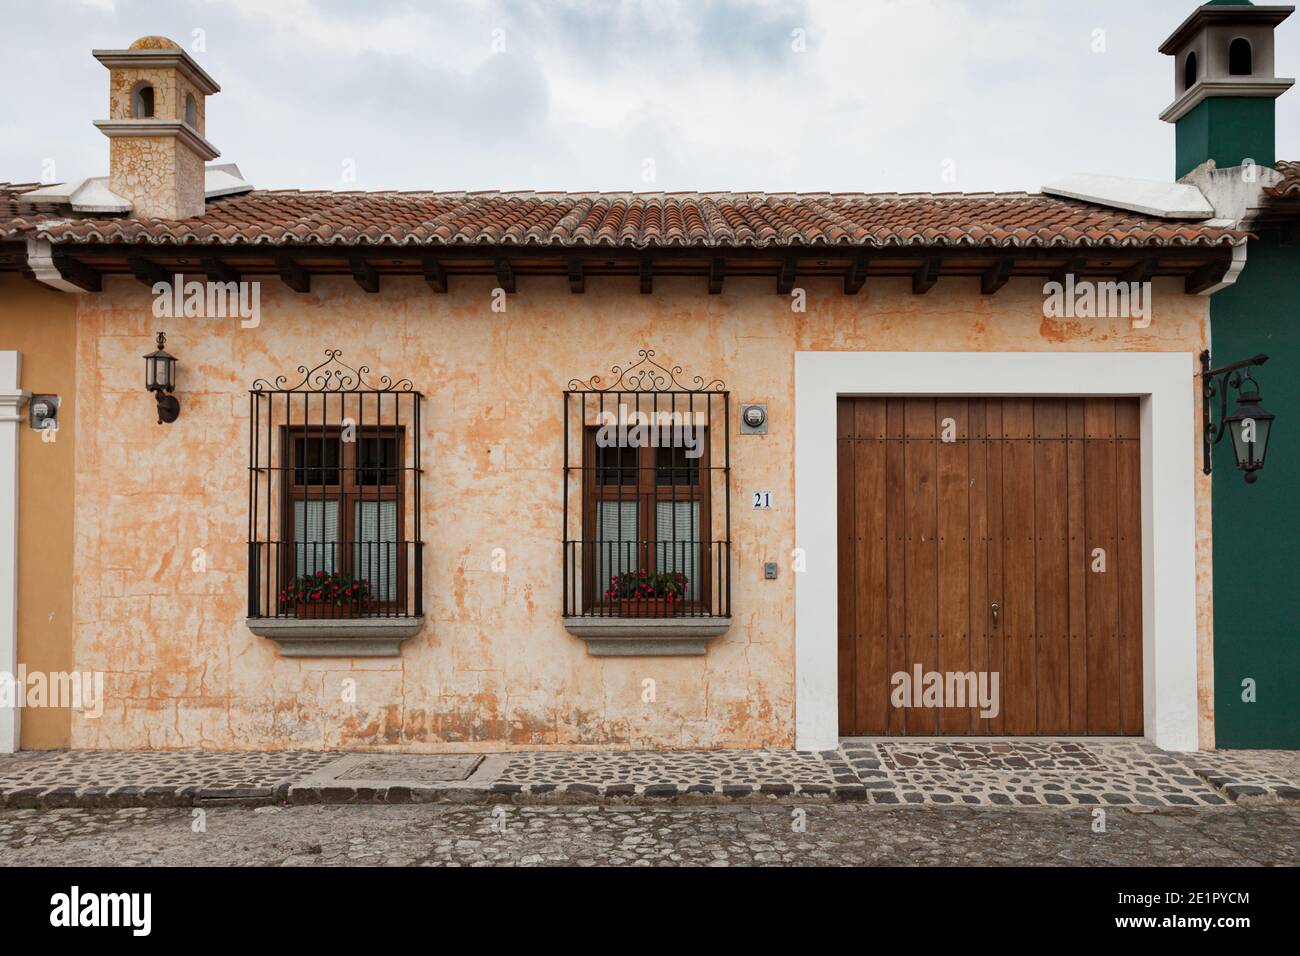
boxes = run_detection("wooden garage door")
[836,397,1142,736]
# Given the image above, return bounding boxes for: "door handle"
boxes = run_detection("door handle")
[990,602,1000,630]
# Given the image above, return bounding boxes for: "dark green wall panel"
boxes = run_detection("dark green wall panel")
[1210,236,1300,748]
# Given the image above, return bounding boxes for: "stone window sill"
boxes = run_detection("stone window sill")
[246,616,424,657]
[562,616,731,657]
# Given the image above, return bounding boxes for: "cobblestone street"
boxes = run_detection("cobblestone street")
[2,803,1297,867]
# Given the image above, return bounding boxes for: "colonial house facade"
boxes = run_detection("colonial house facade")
[0,3,1294,755]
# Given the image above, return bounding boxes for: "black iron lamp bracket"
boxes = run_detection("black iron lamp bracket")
[154,392,180,424]
[1200,349,1268,476]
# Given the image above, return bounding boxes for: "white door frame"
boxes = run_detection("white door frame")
[0,351,29,753]
[794,351,1200,752]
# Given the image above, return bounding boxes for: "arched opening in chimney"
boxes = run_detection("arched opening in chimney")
[1183,51,1198,91]
[132,82,155,118]
[185,93,197,127]
[1229,38,1253,76]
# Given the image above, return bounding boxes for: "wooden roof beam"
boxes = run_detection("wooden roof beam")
[275,254,310,294]
[708,256,724,295]
[50,250,101,293]
[495,258,515,293]
[568,257,585,294]
[1120,258,1158,284]
[201,256,240,285]
[776,256,797,295]
[980,258,1013,295]
[1051,258,1086,285]
[639,255,653,294]
[128,255,170,289]
[1185,258,1231,295]
[844,255,869,295]
[912,257,940,294]
[421,254,447,293]
[349,252,379,293]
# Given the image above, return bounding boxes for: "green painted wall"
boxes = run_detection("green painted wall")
[1210,235,1300,748]
[1176,98,1277,177]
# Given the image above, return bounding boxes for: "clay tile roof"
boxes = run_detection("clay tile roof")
[0,185,1247,249]
[1265,160,1300,199]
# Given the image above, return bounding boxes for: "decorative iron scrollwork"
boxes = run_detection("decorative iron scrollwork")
[567,349,726,393]
[251,350,415,393]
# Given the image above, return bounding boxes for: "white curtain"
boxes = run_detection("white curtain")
[656,500,699,599]
[293,500,338,576]
[354,500,398,601]
[596,501,639,594]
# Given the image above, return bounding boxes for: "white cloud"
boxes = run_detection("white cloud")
[2,0,1297,193]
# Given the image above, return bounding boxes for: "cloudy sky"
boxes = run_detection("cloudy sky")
[3,0,1298,194]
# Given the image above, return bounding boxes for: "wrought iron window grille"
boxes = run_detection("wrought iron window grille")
[563,349,731,619]
[247,350,423,620]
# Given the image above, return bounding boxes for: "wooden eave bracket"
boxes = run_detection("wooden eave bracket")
[275,254,310,294]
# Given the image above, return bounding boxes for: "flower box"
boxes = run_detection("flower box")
[279,571,376,620]
[616,597,684,618]
[603,569,689,619]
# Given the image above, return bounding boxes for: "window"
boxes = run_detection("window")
[132,83,154,118]
[282,427,403,604]
[1229,38,1252,76]
[185,93,198,127]
[564,350,731,619]
[585,431,711,604]
[247,352,422,621]
[1184,51,1198,91]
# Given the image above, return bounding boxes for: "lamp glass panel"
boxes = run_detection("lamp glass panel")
[1228,416,1270,469]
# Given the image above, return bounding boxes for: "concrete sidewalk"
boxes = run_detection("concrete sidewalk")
[0,740,1296,810]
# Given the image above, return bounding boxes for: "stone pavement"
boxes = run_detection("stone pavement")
[2,803,1298,866]
[0,740,1296,809]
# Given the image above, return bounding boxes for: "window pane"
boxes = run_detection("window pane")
[294,436,340,485]
[655,445,700,485]
[596,500,639,595]
[655,500,699,600]
[357,436,399,486]
[354,500,398,601]
[595,444,637,486]
[292,500,338,576]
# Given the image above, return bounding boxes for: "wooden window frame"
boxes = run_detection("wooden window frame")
[278,424,407,612]
[580,427,712,612]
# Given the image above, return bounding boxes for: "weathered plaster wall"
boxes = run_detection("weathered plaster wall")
[69,274,1214,751]
[0,275,77,749]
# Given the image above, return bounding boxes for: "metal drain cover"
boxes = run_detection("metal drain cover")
[336,755,484,784]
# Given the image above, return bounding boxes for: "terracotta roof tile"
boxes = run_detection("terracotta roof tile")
[0,185,1247,249]
[1265,160,1300,199]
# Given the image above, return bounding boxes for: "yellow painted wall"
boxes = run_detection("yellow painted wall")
[0,274,77,749]
[67,273,1215,751]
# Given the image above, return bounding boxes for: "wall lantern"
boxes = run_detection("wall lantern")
[143,331,180,424]
[1201,350,1273,483]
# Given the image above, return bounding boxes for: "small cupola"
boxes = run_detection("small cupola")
[92,35,221,219]
[1159,2,1295,177]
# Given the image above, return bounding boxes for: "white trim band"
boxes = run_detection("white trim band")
[0,352,29,753]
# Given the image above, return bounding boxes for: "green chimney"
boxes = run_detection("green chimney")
[1159,2,1295,177]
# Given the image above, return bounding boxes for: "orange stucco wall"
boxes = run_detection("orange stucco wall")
[0,274,77,749]
[64,273,1215,751]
